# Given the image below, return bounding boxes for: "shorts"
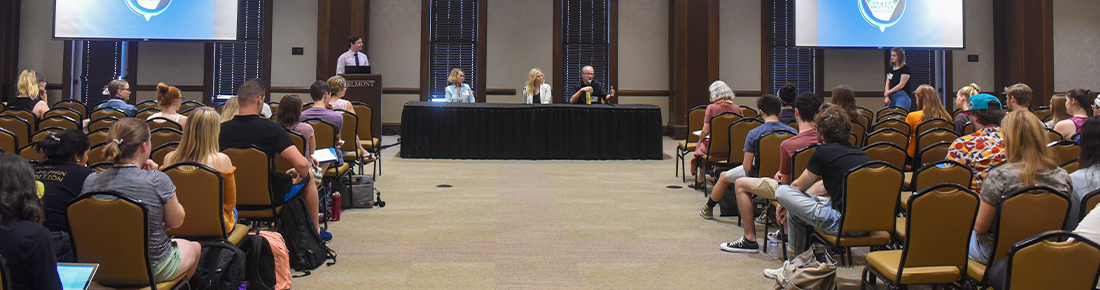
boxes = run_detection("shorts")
[743,177,779,199]
[152,242,182,283]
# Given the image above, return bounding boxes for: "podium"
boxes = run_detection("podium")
[338,74,382,140]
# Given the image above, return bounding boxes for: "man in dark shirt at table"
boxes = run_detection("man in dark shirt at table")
[568,65,616,104]
[220,79,322,230]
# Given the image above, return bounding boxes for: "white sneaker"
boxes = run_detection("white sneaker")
[762,261,790,279]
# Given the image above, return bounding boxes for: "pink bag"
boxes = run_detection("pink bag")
[257,231,293,290]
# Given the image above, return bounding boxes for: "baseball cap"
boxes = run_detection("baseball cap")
[968,93,1002,111]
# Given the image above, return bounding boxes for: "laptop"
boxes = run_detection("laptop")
[57,263,98,290]
[345,65,371,74]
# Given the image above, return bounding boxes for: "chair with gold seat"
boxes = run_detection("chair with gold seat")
[336,109,366,174]
[698,112,741,192]
[275,130,306,173]
[136,100,159,111]
[146,117,181,132]
[53,99,87,119]
[754,129,798,181]
[1,109,34,127]
[1060,157,1079,174]
[1044,128,1064,144]
[962,122,976,135]
[89,161,114,172]
[351,101,381,178]
[67,191,188,290]
[916,118,953,137]
[913,129,958,169]
[222,146,284,224]
[864,183,979,290]
[38,115,79,131]
[0,114,31,149]
[863,141,907,170]
[1080,189,1100,223]
[163,162,249,245]
[87,127,111,147]
[306,119,351,182]
[761,143,818,261]
[0,128,16,153]
[810,161,903,267]
[178,100,205,112]
[149,128,182,151]
[18,144,44,164]
[877,111,907,123]
[86,142,110,167]
[150,142,179,166]
[966,185,1071,288]
[43,107,83,124]
[866,127,910,152]
[90,107,127,121]
[31,127,66,143]
[900,160,972,210]
[739,105,758,118]
[265,102,280,117]
[1001,230,1100,290]
[88,116,119,132]
[850,122,866,147]
[877,106,908,120]
[872,119,911,137]
[1032,106,1052,123]
[727,117,764,169]
[676,105,707,181]
[135,107,163,120]
[914,141,952,170]
[1047,140,1079,166]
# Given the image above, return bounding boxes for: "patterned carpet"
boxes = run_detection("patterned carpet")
[292,136,892,289]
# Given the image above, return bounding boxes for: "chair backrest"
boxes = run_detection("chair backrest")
[1060,158,1079,174]
[1047,140,1079,166]
[916,141,952,167]
[44,107,82,122]
[275,130,306,173]
[336,109,358,154]
[988,186,1071,266]
[304,118,339,150]
[53,100,87,118]
[911,160,973,192]
[135,107,163,120]
[866,127,909,151]
[179,100,205,112]
[149,127,183,150]
[351,101,375,144]
[222,146,277,210]
[899,184,980,276]
[684,105,706,142]
[916,128,958,153]
[18,144,44,163]
[785,120,799,131]
[0,115,30,148]
[1,109,34,124]
[962,122,976,135]
[135,100,158,110]
[1004,231,1100,290]
[871,119,912,141]
[146,117,181,131]
[727,118,764,164]
[180,107,200,117]
[266,102,280,117]
[858,106,874,122]
[739,106,758,118]
[790,144,818,181]
[38,115,79,131]
[838,161,903,233]
[704,112,741,161]
[755,129,798,180]
[877,106,908,119]
[86,127,110,147]
[163,162,228,239]
[877,111,907,123]
[87,116,118,132]
[90,107,126,120]
[0,128,16,153]
[1081,189,1100,223]
[1045,128,1064,144]
[89,161,113,172]
[850,122,866,147]
[150,142,179,166]
[1031,106,1052,123]
[862,141,907,170]
[86,142,109,165]
[31,127,65,142]
[67,191,157,287]
[916,118,953,136]
[952,108,963,120]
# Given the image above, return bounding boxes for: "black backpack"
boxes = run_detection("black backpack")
[237,234,276,290]
[278,196,336,275]
[189,241,246,290]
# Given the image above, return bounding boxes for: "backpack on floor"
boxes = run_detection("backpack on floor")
[239,230,292,290]
[189,241,247,290]
[277,196,337,275]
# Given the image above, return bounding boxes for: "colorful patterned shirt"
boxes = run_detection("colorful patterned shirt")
[946,127,1006,195]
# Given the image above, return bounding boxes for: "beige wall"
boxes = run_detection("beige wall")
[369,0,422,123]
[822,49,883,92]
[618,0,670,124]
[136,42,205,100]
[1054,0,1100,91]
[272,0,319,87]
[18,0,65,104]
[719,0,762,91]
[952,0,995,94]
[486,0,553,103]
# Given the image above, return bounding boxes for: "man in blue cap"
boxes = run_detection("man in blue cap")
[946,93,1007,196]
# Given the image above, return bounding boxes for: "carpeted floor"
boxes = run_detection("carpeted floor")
[292,136,906,289]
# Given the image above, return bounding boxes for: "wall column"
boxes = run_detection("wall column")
[993,0,1054,107]
[317,0,370,80]
[668,0,719,138]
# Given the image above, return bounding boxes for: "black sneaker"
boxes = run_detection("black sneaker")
[719,237,759,253]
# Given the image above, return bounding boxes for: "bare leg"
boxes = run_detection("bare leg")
[304,174,320,229]
[173,238,202,279]
[709,171,731,202]
[734,178,759,242]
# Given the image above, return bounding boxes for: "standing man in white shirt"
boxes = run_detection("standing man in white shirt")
[336,35,369,74]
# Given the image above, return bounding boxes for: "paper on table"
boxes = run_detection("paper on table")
[312,148,338,164]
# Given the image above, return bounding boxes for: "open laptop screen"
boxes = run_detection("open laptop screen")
[57,263,98,290]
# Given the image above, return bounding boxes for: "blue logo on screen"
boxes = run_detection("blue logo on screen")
[126,0,173,21]
[859,0,905,32]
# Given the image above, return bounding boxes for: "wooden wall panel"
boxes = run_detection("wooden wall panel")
[668,0,720,138]
[0,0,20,102]
[993,0,1055,107]
[317,0,370,80]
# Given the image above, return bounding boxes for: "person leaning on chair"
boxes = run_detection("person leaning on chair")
[567,65,615,104]
[522,68,552,104]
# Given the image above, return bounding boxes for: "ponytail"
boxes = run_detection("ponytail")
[33,129,90,163]
[102,118,150,163]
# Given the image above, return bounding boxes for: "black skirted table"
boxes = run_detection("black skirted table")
[400,102,663,159]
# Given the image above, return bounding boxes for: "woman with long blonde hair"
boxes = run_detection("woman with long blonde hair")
[968,111,1071,264]
[954,83,981,134]
[523,68,552,104]
[8,70,50,120]
[1046,94,1071,128]
[162,107,236,234]
[147,83,188,126]
[904,84,952,157]
[219,97,240,123]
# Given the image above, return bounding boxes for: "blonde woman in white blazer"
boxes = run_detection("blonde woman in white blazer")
[523,68,552,104]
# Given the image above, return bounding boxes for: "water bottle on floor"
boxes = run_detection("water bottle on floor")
[766,235,781,260]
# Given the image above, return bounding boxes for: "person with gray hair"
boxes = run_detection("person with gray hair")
[567,65,615,104]
[689,80,743,188]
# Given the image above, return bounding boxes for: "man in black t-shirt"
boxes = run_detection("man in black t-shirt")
[773,105,870,256]
[220,79,321,229]
[567,65,616,104]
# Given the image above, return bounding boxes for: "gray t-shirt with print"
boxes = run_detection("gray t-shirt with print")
[81,167,177,267]
[977,163,1072,258]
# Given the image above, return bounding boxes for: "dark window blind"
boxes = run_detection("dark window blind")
[561,0,610,96]
[429,0,479,98]
[213,0,264,97]
[770,0,816,94]
[901,49,936,89]
[81,41,122,105]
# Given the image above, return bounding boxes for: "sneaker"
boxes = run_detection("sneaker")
[762,261,791,279]
[719,237,759,253]
[754,211,769,226]
[699,205,714,219]
[320,229,333,241]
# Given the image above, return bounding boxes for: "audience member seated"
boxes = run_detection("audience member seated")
[522,68,552,104]
[32,129,92,262]
[275,94,324,173]
[219,80,321,229]
[689,81,743,188]
[162,107,236,234]
[947,94,1007,195]
[147,83,189,126]
[567,65,615,104]
[719,93,821,253]
[0,153,63,289]
[968,111,1072,264]
[776,83,798,124]
[954,83,981,134]
[80,118,200,283]
[327,76,351,111]
[445,68,476,103]
[829,85,864,126]
[1053,88,1095,140]
[1004,83,1032,113]
[1068,117,1100,229]
[766,105,869,276]
[904,84,953,158]
[700,94,793,218]
[6,70,49,120]
[1044,93,1070,129]
[96,80,138,117]
[219,97,240,123]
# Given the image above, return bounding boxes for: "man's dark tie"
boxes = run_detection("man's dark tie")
[354,54,360,66]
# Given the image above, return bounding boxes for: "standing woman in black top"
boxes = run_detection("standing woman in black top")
[33,129,93,262]
[7,70,51,120]
[884,47,913,111]
[0,153,63,289]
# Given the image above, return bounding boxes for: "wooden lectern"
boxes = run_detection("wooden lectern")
[339,74,382,140]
